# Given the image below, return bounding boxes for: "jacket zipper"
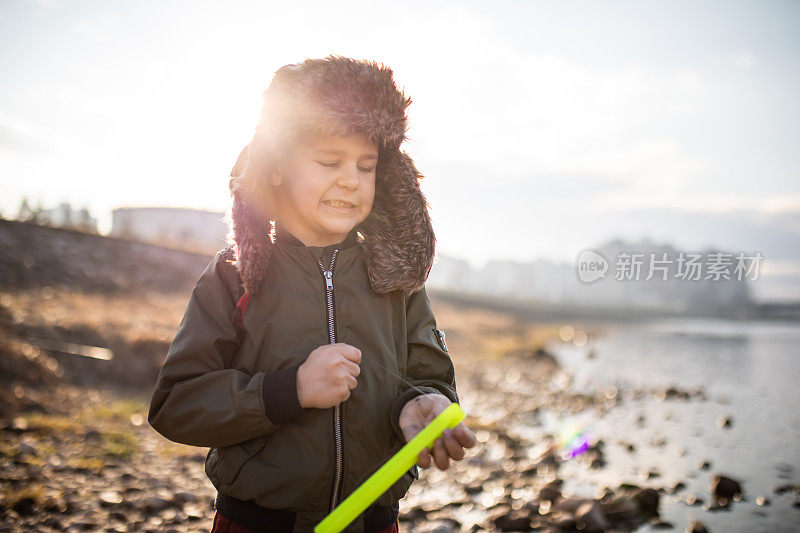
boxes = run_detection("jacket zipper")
[317,248,344,513]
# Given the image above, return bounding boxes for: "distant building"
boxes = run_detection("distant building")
[16,199,98,233]
[111,206,229,253]
[428,238,755,317]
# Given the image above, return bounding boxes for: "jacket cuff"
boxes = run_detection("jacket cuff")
[261,364,305,425]
[390,386,444,441]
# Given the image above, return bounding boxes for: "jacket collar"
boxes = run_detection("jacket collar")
[274,221,360,252]
[271,221,361,280]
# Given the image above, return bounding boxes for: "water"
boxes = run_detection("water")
[549,318,800,532]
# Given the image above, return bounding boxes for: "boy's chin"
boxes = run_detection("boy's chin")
[317,218,359,236]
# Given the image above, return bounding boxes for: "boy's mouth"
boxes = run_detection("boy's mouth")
[322,199,357,211]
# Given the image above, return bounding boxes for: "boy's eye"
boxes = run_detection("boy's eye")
[317,160,375,173]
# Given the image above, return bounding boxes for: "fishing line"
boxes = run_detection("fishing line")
[344,352,441,491]
[359,351,431,398]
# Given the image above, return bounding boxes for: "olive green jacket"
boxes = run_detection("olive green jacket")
[147,226,459,532]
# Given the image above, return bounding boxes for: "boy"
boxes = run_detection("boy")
[148,56,475,533]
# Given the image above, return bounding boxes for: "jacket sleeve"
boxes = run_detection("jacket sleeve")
[389,285,460,441]
[147,250,305,448]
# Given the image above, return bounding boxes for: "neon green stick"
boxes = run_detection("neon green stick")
[314,403,466,533]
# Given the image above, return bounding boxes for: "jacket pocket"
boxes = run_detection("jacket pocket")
[214,435,270,487]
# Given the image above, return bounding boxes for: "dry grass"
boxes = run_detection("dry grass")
[431,295,566,362]
[1,288,187,346]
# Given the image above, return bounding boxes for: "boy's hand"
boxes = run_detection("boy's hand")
[297,343,361,409]
[398,393,477,470]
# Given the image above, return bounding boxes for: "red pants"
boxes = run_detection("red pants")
[210,510,399,533]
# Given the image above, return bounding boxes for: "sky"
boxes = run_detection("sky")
[1,0,798,300]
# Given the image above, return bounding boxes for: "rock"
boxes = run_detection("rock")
[140,497,170,514]
[645,469,661,479]
[709,474,742,506]
[703,501,729,512]
[600,495,638,522]
[530,347,558,366]
[83,429,102,441]
[575,501,610,532]
[698,460,711,470]
[171,492,198,506]
[41,517,64,530]
[552,517,577,530]
[490,507,531,532]
[715,415,732,429]
[773,483,800,496]
[8,417,30,432]
[588,451,606,469]
[66,521,99,531]
[554,497,593,514]
[649,518,674,529]
[632,488,659,518]
[521,500,539,516]
[99,491,123,508]
[464,480,483,495]
[12,495,37,516]
[538,481,562,503]
[427,521,459,533]
[667,481,686,494]
[399,507,427,522]
[18,442,38,457]
[683,494,703,506]
[685,520,708,533]
[755,495,770,506]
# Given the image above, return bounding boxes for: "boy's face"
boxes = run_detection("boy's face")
[270,131,378,247]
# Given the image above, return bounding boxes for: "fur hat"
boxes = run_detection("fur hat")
[225,55,436,298]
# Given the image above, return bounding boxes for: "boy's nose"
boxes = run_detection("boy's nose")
[335,167,360,189]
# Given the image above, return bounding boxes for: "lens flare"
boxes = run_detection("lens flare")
[556,421,591,460]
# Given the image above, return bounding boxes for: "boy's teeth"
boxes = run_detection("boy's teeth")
[326,200,354,208]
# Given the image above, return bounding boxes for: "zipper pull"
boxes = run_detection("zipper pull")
[324,270,333,291]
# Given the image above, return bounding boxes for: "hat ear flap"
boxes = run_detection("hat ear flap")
[227,141,275,296]
[359,148,436,296]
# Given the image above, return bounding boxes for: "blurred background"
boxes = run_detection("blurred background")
[1,0,798,532]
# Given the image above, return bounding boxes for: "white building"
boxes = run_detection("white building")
[111,206,229,253]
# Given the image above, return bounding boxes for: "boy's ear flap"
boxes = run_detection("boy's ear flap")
[358,148,436,296]
[227,141,274,296]
[230,135,280,221]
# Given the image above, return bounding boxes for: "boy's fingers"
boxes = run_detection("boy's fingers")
[344,360,360,377]
[432,437,450,470]
[341,345,362,364]
[417,448,431,468]
[454,423,477,448]
[442,429,466,461]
